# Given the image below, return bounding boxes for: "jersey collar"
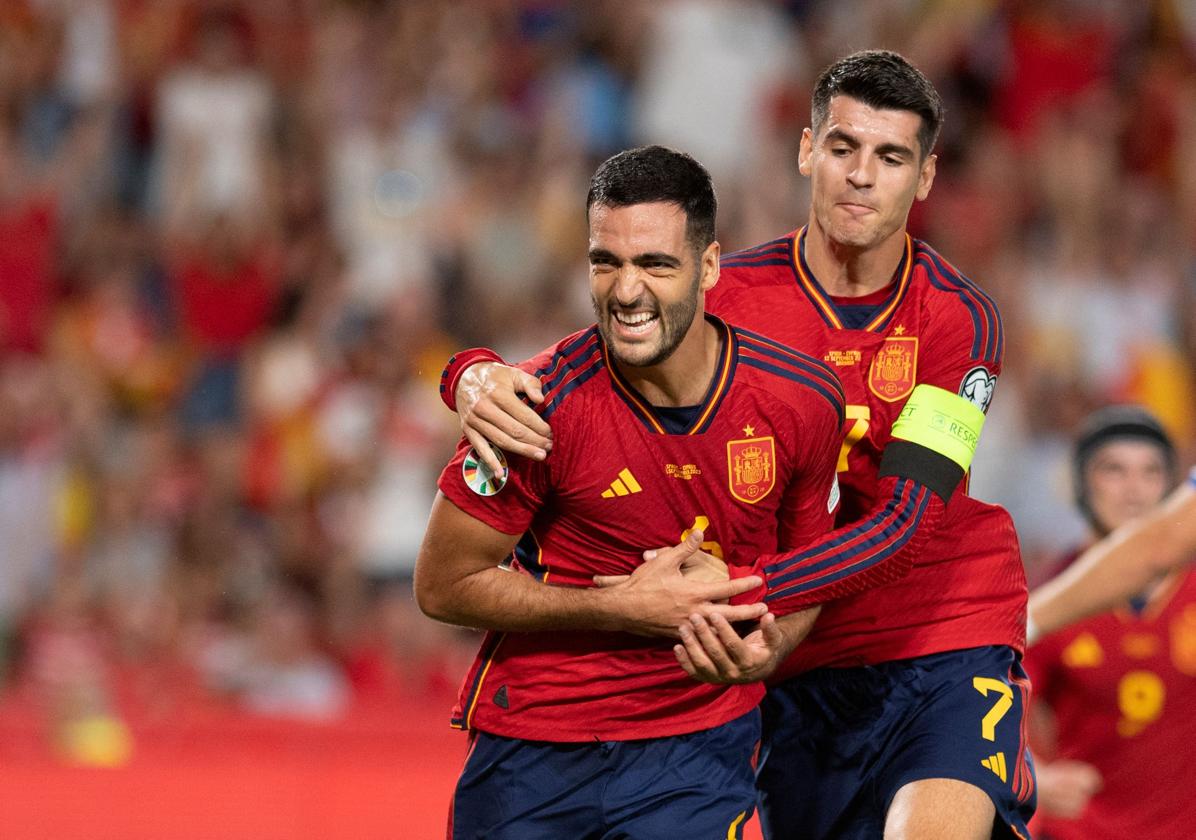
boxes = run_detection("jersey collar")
[791,226,914,332]
[604,315,737,435]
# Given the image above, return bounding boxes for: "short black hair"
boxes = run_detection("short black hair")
[586,145,716,250]
[811,50,944,159]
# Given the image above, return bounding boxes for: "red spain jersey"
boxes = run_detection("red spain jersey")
[708,227,1026,676]
[438,317,846,741]
[1024,557,1196,840]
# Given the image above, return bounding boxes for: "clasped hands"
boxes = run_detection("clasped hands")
[594,530,788,685]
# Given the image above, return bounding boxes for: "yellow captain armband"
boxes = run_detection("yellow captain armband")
[889,384,986,473]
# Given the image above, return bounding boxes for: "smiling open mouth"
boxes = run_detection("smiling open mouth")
[612,311,659,333]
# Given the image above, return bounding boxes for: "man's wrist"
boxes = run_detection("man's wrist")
[584,583,631,633]
[440,348,505,412]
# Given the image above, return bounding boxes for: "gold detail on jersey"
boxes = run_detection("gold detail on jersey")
[825,349,862,367]
[666,464,702,480]
[981,752,1008,782]
[838,404,871,472]
[682,516,724,560]
[867,336,918,402]
[1117,670,1165,737]
[893,324,907,335]
[1061,632,1104,669]
[1121,632,1160,660]
[601,468,643,498]
[727,436,776,504]
[742,424,755,437]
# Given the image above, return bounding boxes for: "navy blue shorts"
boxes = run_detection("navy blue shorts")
[450,709,760,839]
[757,646,1035,840]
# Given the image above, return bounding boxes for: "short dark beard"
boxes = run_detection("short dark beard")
[593,266,702,368]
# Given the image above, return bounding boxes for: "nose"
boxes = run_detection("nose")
[613,266,646,306]
[847,154,875,190]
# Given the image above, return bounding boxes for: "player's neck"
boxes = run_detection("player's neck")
[616,316,720,408]
[804,218,907,298]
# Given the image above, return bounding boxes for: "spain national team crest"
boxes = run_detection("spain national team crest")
[727,435,776,504]
[868,336,918,402]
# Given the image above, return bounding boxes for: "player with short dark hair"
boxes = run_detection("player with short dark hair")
[810,48,945,161]
[418,144,977,838]
[1025,406,1195,839]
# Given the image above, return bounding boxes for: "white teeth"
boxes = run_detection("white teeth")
[614,312,656,326]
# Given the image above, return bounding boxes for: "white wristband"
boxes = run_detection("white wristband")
[1026,614,1041,647]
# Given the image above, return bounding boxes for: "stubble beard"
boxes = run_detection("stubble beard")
[593,270,702,368]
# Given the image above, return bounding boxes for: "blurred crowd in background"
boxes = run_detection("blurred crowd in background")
[2,0,1196,748]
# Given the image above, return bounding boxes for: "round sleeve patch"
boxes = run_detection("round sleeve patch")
[463,448,508,496]
[959,366,997,414]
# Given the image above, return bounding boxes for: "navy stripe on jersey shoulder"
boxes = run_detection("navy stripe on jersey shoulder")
[534,328,605,419]
[540,356,602,421]
[533,327,600,381]
[914,244,1003,364]
[737,355,845,424]
[721,257,792,269]
[724,235,789,258]
[720,235,792,269]
[734,327,845,418]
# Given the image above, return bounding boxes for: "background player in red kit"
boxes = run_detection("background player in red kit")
[441,51,1032,839]
[1024,407,1196,840]
[1030,462,1196,642]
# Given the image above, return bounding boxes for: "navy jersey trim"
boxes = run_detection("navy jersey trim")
[721,236,791,269]
[604,316,738,435]
[512,530,548,582]
[451,631,506,730]
[535,328,605,421]
[916,244,1003,364]
[764,479,932,600]
[734,327,845,425]
[791,227,915,333]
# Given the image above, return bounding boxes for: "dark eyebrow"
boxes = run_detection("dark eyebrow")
[631,252,682,268]
[875,142,916,160]
[588,249,682,268]
[825,128,915,160]
[824,128,860,148]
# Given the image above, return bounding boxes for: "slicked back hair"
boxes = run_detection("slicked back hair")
[811,50,945,159]
[586,145,716,251]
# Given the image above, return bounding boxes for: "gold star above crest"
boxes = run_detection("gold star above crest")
[743,424,755,436]
[893,325,907,335]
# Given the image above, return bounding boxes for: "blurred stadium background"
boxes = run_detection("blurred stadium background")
[0,0,1194,837]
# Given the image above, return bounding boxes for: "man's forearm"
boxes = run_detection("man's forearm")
[1030,486,1196,637]
[773,607,820,659]
[420,565,628,633]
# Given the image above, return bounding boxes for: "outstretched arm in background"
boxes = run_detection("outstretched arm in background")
[1029,478,1196,641]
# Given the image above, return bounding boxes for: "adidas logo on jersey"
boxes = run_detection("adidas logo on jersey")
[981,752,1007,782]
[601,468,642,498]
